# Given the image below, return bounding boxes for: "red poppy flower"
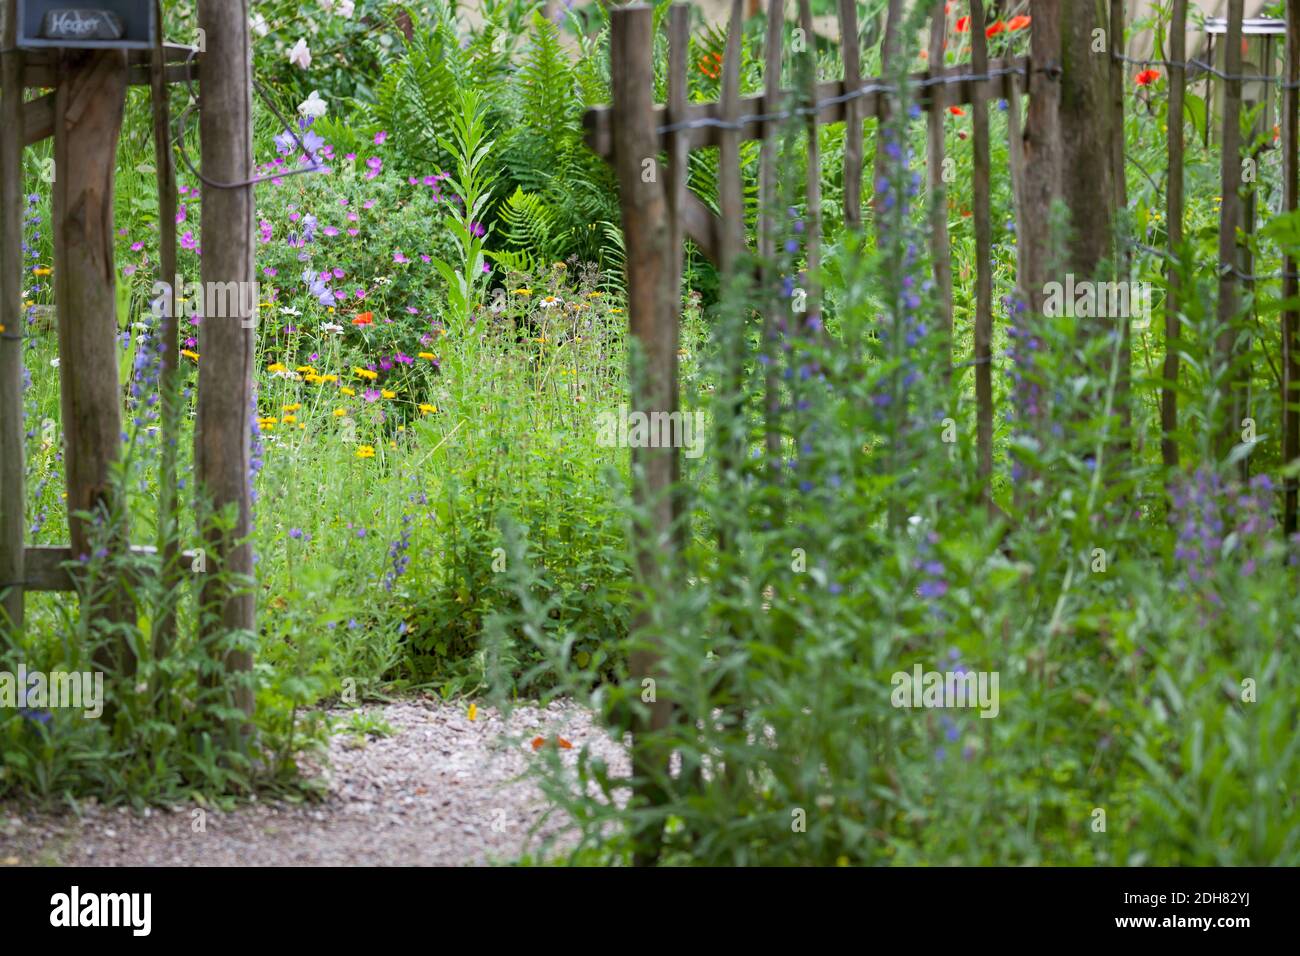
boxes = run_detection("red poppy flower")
[948,106,966,117]
[1007,15,1031,30]
[1134,69,1160,86]
[986,21,1005,37]
[352,311,374,326]
[956,15,969,32]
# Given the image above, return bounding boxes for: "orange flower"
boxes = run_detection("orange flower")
[948,105,966,117]
[1007,15,1031,30]
[986,20,1005,37]
[956,15,969,32]
[1135,69,1160,86]
[530,736,545,751]
[352,311,374,326]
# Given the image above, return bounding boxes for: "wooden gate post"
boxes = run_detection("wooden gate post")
[1215,0,1245,468]
[0,0,24,636]
[52,48,134,667]
[196,0,256,721]
[611,3,676,863]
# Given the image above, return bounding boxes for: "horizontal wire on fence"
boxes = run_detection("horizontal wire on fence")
[654,65,1028,136]
[1111,50,1300,88]
[1120,236,1300,281]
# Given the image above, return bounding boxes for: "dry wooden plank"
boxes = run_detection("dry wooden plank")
[153,0,181,651]
[23,61,195,89]
[719,0,745,273]
[926,0,953,379]
[759,0,783,460]
[971,0,993,494]
[53,48,135,669]
[1215,0,1244,465]
[24,545,198,592]
[838,0,863,229]
[665,3,688,544]
[196,0,256,720]
[1110,1,1127,210]
[1284,0,1299,532]
[21,91,54,144]
[797,0,820,333]
[1163,0,1186,471]
[610,3,676,864]
[583,56,1031,158]
[0,0,25,633]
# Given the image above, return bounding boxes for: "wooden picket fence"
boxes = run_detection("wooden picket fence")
[585,0,1300,850]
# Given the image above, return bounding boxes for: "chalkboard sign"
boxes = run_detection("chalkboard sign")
[16,0,155,50]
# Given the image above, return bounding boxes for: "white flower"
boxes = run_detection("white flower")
[50,357,59,368]
[321,322,344,335]
[279,307,302,317]
[288,38,311,69]
[298,90,327,119]
[337,0,355,16]
[250,13,269,37]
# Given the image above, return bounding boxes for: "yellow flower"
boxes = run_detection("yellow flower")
[356,445,376,459]
[340,386,356,396]
[553,262,566,271]
[467,703,478,721]
[610,307,623,314]
[586,291,603,298]
[267,362,288,373]
[180,349,200,361]
[381,389,396,399]
[257,416,277,427]
[282,414,297,424]
[282,403,301,412]
[295,366,316,375]
[321,374,338,383]
[419,403,437,414]
[418,352,436,361]
[353,367,378,380]
[334,408,348,417]
[32,267,51,277]
[513,288,532,296]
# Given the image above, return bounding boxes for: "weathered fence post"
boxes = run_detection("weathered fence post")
[1285,0,1300,533]
[196,0,256,722]
[1215,0,1244,468]
[839,0,863,230]
[926,0,954,380]
[52,47,134,668]
[1163,0,1187,473]
[971,0,994,495]
[611,2,676,864]
[759,0,784,461]
[0,0,24,635]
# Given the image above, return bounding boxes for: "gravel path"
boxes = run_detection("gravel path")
[0,698,628,867]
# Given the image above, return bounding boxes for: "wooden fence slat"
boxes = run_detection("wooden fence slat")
[759,0,784,460]
[719,0,745,274]
[609,2,676,864]
[1163,0,1186,472]
[797,0,820,333]
[926,0,953,379]
[196,0,256,721]
[838,0,863,229]
[971,0,994,495]
[666,3,688,544]
[1284,0,1299,532]
[1215,0,1245,465]
[1110,1,1127,210]
[53,49,135,669]
[152,0,181,651]
[583,56,1031,158]
[23,545,198,592]
[0,0,24,633]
